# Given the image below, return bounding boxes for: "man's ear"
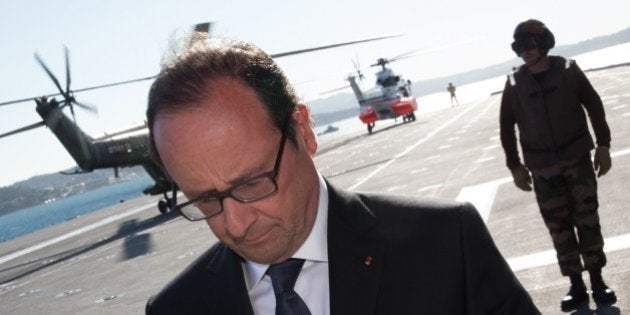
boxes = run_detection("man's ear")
[292,103,317,155]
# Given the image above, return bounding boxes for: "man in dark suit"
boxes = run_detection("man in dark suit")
[146,35,540,314]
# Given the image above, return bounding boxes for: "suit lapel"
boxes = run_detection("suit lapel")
[205,245,255,315]
[326,182,386,315]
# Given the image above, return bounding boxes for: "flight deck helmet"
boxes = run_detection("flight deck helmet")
[511,19,555,56]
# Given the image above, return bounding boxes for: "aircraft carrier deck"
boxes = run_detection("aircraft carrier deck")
[1,65,629,314]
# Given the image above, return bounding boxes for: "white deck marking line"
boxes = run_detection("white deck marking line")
[456,177,511,221]
[456,147,630,221]
[455,147,630,271]
[417,184,443,193]
[0,203,156,265]
[348,99,484,191]
[507,233,630,272]
[611,147,630,158]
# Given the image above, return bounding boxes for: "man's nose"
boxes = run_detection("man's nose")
[221,198,257,238]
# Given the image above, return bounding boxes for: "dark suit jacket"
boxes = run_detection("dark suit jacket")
[146,182,540,314]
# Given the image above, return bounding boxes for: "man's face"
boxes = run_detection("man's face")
[152,78,319,264]
[519,46,542,67]
[512,37,542,67]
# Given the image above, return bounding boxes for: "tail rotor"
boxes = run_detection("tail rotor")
[34,47,97,124]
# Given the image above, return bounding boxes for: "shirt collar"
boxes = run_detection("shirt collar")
[243,172,329,290]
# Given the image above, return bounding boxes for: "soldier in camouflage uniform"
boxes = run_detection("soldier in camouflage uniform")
[533,157,605,275]
[499,19,616,312]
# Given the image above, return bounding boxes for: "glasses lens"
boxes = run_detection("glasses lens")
[181,198,222,221]
[231,177,277,202]
[179,177,277,221]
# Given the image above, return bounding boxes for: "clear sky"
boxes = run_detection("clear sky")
[1,0,629,187]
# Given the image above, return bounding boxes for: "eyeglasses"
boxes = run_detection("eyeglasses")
[511,37,539,54]
[175,128,288,221]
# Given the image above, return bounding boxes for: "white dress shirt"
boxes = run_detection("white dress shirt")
[243,173,330,315]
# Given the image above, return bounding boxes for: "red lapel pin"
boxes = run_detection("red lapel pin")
[364,256,373,267]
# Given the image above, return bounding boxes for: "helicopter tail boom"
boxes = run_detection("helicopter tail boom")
[35,98,95,171]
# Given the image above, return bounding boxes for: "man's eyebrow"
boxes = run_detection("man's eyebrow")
[185,168,259,199]
[224,160,271,187]
[226,169,259,186]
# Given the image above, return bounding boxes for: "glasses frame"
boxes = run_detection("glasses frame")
[175,123,289,221]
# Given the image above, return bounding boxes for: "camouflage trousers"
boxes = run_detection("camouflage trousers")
[531,155,606,276]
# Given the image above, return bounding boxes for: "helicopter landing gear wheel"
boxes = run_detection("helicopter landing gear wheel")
[158,200,169,214]
[367,122,374,134]
[157,182,178,215]
[402,113,415,123]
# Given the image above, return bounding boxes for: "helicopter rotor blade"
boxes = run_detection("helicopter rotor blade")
[352,56,365,81]
[0,121,46,139]
[0,75,156,106]
[388,53,425,62]
[389,39,477,63]
[0,97,38,106]
[65,46,71,95]
[74,100,98,114]
[34,53,68,99]
[73,33,398,89]
[270,34,402,58]
[187,22,214,48]
[66,100,77,123]
[2,31,399,106]
[193,22,212,33]
[369,58,390,68]
[73,75,158,93]
[389,48,426,62]
[320,84,351,95]
[367,41,468,68]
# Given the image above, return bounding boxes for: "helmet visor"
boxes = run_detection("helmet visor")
[511,37,538,54]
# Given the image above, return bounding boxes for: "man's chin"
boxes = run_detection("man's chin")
[236,244,290,265]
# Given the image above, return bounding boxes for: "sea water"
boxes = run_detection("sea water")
[0,176,153,243]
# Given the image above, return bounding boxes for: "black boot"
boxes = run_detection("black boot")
[589,268,617,306]
[561,274,589,312]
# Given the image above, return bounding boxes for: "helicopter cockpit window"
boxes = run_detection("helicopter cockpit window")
[379,75,400,87]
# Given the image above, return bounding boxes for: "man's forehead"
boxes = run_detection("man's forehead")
[156,77,271,122]
[202,78,273,118]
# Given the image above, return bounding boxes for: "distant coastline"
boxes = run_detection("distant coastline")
[308,26,630,115]
[0,166,149,216]
[0,176,152,243]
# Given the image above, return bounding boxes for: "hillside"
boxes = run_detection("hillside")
[0,166,148,216]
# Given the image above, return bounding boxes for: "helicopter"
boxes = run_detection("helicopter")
[347,52,420,134]
[0,24,399,214]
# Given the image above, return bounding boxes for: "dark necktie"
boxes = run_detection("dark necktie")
[266,258,311,315]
